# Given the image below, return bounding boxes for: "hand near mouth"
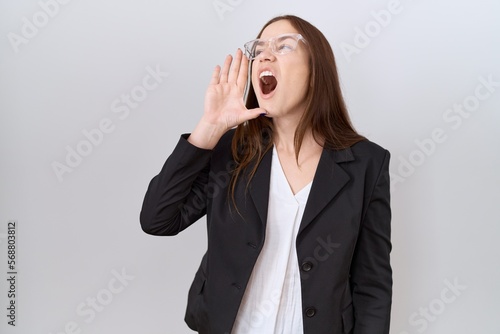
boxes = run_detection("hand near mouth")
[188,49,267,150]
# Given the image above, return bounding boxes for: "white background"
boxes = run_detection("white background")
[1,0,499,333]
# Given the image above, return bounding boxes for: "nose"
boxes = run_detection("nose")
[257,46,276,62]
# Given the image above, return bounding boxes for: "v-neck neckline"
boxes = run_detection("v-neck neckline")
[272,146,313,200]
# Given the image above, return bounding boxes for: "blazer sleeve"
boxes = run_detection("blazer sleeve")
[351,150,392,334]
[140,134,212,236]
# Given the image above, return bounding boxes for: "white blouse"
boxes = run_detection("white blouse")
[232,147,312,334]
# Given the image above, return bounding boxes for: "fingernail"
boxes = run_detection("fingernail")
[260,113,267,116]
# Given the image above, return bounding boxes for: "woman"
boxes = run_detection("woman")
[140,15,392,334]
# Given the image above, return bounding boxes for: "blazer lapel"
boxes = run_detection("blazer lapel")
[248,145,354,233]
[298,147,354,235]
[248,148,273,226]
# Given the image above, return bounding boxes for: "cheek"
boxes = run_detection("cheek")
[290,69,310,92]
[286,57,309,89]
[297,65,311,90]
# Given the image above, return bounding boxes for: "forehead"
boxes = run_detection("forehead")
[260,20,299,39]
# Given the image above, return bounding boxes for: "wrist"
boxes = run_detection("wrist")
[188,119,226,150]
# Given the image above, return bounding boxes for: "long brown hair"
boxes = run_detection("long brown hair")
[230,15,365,204]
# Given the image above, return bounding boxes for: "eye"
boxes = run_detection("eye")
[275,36,297,54]
[253,41,266,58]
[277,43,293,53]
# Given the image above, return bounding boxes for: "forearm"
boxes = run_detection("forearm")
[140,134,212,235]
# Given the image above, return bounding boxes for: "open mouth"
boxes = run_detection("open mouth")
[259,71,278,95]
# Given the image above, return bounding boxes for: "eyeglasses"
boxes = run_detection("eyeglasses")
[243,33,307,60]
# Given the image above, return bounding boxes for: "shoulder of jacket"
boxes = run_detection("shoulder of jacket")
[350,139,390,159]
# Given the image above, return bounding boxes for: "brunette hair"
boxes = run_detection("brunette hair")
[229,15,365,205]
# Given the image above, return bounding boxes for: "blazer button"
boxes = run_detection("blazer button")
[301,261,313,272]
[305,307,316,317]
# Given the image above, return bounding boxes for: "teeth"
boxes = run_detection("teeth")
[260,71,274,78]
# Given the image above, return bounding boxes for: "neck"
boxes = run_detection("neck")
[273,116,320,155]
[273,116,299,152]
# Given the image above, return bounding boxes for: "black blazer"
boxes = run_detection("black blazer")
[140,129,392,334]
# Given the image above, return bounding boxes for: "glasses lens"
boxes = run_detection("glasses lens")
[245,39,267,59]
[244,34,303,59]
[244,40,256,59]
[273,35,299,55]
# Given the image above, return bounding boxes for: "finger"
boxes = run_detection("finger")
[237,52,249,91]
[219,54,233,83]
[209,65,221,85]
[228,49,242,84]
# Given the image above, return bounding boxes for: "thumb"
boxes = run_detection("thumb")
[242,107,268,122]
